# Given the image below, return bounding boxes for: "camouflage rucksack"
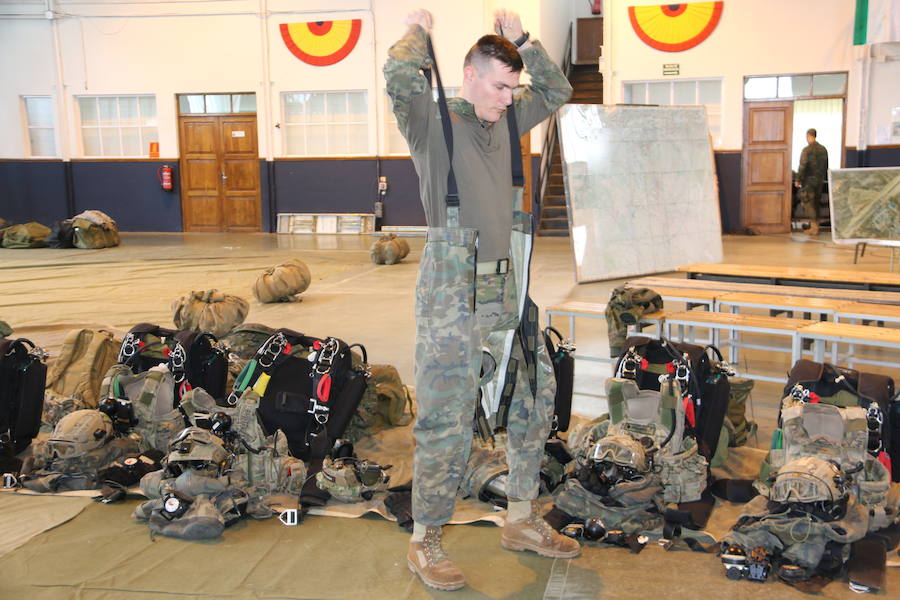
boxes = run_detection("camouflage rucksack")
[68,210,120,249]
[44,329,119,409]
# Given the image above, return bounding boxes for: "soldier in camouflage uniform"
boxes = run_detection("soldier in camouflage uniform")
[385,8,576,591]
[794,128,829,220]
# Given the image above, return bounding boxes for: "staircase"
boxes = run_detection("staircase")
[537,63,604,237]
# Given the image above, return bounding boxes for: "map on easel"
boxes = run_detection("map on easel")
[558,104,723,282]
[829,167,900,245]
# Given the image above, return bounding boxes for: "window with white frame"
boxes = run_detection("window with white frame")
[282,91,369,156]
[383,87,460,155]
[623,79,723,146]
[77,95,158,157]
[22,96,57,157]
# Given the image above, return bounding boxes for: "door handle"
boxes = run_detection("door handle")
[221,171,228,182]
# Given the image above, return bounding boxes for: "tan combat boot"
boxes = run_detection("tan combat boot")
[501,501,581,558]
[407,526,466,591]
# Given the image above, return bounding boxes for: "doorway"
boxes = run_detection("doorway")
[740,72,847,233]
[177,93,261,232]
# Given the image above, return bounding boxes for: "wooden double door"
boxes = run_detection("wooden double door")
[179,115,261,232]
[741,102,793,233]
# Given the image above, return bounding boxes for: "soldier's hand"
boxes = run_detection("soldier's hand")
[405,9,433,32]
[494,9,524,42]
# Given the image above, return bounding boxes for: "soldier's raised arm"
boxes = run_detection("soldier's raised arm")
[384,10,437,150]
[495,10,572,133]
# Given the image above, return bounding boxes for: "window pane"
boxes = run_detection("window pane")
[79,97,98,126]
[698,80,721,104]
[100,128,121,155]
[330,124,349,153]
[25,97,53,127]
[306,124,328,154]
[648,82,670,105]
[232,94,256,113]
[98,97,118,123]
[284,125,306,155]
[327,93,348,123]
[121,126,141,155]
[307,94,326,123]
[141,127,159,146]
[82,128,101,155]
[29,128,56,156]
[744,77,777,99]
[139,96,157,123]
[673,81,695,104]
[790,75,812,97]
[348,92,367,121]
[813,73,847,96]
[283,93,307,123]
[777,76,794,98]
[178,95,205,114]
[206,94,231,113]
[119,97,139,125]
[387,126,408,154]
[623,84,633,104]
[347,124,368,154]
[630,83,647,104]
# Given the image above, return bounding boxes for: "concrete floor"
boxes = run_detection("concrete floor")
[0,231,898,598]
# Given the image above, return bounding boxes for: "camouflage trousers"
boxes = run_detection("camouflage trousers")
[412,227,556,525]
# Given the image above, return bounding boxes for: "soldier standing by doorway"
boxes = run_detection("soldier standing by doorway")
[794,128,829,231]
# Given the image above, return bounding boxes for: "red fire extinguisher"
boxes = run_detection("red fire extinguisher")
[157,164,173,191]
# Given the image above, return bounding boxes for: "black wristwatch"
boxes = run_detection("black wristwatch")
[513,31,530,48]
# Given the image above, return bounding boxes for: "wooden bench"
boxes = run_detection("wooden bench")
[545,300,667,363]
[678,263,900,292]
[628,276,900,305]
[663,311,816,382]
[798,321,900,369]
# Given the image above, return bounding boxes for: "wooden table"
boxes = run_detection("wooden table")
[798,321,900,369]
[678,263,900,292]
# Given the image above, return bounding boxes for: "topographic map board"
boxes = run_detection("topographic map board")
[558,105,723,283]
[829,167,900,247]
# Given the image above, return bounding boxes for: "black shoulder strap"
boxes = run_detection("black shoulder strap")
[507,103,524,187]
[424,35,460,224]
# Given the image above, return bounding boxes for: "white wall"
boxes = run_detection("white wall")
[1,0,892,160]
[866,43,900,145]
[604,0,859,150]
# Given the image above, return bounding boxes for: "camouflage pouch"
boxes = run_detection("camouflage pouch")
[726,377,756,446]
[657,441,707,504]
[345,364,413,441]
[142,494,225,540]
[553,477,663,533]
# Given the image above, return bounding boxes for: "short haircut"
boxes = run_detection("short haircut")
[464,34,523,73]
[807,128,817,137]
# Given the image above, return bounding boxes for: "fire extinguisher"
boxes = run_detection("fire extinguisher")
[157,164,173,191]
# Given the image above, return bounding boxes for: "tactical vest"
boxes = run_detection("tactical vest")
[554,377,708,533]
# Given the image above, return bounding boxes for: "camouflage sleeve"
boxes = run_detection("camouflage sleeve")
[383,25,436,148]
[513,41,573,133]
[797,146,810,181]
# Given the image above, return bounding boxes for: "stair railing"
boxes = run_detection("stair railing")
[536,23,573,231]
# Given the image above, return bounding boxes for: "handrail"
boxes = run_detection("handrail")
[536,23,573,231]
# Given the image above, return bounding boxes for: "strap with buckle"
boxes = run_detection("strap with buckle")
[475,258,509,275]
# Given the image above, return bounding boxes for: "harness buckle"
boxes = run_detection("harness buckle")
[619,350,640,378]
[119,333,137,361]
[674,361,690,383]
[258,333,287,368]
[314,338,339,374]
[308,397,330,424]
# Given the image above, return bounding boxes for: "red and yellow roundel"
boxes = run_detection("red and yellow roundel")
[280,20,362,66]
[628,2,723,52]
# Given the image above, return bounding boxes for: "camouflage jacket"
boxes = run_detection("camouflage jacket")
[384,25,572,262]
[797,141,828,187]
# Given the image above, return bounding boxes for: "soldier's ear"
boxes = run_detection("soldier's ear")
[463,64,476,82]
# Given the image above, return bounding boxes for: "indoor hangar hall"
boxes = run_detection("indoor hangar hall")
[2,1,900,599]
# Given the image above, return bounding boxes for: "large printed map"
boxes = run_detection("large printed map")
[830,167,900,245]
[558,105,723,282]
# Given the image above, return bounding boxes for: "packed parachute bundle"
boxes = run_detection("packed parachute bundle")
[369,233,410,265]
[721,363,900,592]
[20,409,144,492]
[550,376,710,545]
[171,289,249,338]
[252,259,311,303]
